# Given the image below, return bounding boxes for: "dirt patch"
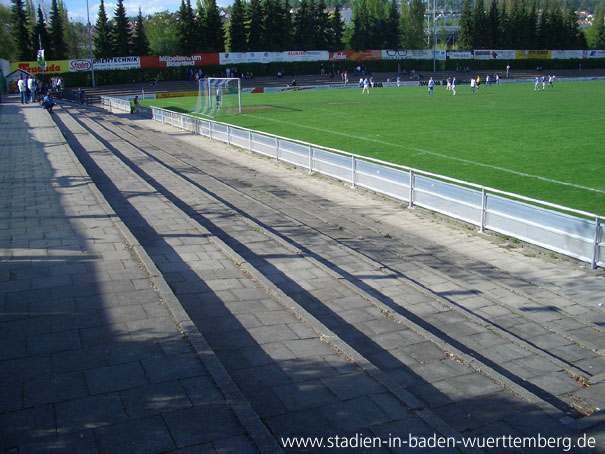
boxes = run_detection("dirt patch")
[242,105,277,111]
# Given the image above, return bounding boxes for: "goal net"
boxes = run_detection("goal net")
[192,77,242,118]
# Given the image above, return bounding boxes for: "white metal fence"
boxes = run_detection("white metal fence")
[101,96,603,269]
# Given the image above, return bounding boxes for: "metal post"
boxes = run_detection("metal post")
[351,156,356,187]
[592,216,601,270]
[248,130,252,151]
[409,170,414,208]
[480,187,487,232]
[209,122,213,140]
[433,0,437,72]
[227,125,231,145]
[275,137,279,161]
[86,0,96,87]
[308,144,313,174]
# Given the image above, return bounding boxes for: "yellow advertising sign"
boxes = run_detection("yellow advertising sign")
[156,91,199,99]
[10,60,70,74]
[515,50,552,60]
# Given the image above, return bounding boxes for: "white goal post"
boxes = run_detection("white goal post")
[192,77,242,118]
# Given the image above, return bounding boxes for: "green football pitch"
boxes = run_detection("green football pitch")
[141,81,605,215]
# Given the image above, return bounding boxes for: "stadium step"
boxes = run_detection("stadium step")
[54,102,605,449]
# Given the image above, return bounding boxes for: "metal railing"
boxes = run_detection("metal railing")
[101,95,603,269]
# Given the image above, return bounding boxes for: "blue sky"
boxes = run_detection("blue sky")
[1,0,232,24]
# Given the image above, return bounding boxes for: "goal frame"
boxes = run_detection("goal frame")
[195,77,242,118]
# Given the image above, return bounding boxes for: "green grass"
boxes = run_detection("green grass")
[141,81,605,215]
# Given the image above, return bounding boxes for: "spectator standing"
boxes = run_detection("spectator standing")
[18,76,27,104]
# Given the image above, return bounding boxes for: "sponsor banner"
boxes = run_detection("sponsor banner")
[585,50,605,59]
[69,59,92,72]
[551,50,585,59]
[219,51,329,65]
[381,50,446,60]
[473,50,514,60]
[330,50,382,61]
[448,51,473,59]
[156,91,198,99]
[140,54,219,69]
[91,56,140,70]
[11,60,69,74]
[515,50,552,60]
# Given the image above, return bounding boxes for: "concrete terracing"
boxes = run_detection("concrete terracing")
[1,94,604,453]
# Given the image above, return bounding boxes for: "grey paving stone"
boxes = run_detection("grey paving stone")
[446,373,503,398]
[274,380,337,411]
[120,381,192,418]
[95,415,175,454]
[282,338,336,358]
[141,352,207,383]
[231,363,290,393]
[18,429,98,454]
[0,382,22,413]
[180,375,226,406]
[321,396,391,431]
[55,393,127,434]
[23,371,89,407]
[321,372,385,400]
[85,362,148,394]
[163,404,245,448]
[0,404,55,450]
[247,324,299,344]
[212,434,257,454]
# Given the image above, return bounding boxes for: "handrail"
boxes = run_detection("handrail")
[100,95,603,269]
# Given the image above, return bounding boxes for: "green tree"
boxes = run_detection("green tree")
[48,0,67,59]
[11,0,34,60]
[227,0,247,51]
[0,4,18,60]
[93,0,112,58]
[457,0,474,49]
[384,0,400,49]
[473,0,488,48]
[146,11,180,55]
[61,2,86,58]
[275,0,293,50]
[565,7,586,48]
[247,0,265,51]
[177,0,197,54]
[350,0,371,49]
[588,7,605,48]
[401,0,425,49]
[486,0,499,48]
[132,7,150,55]
[203,0,225,52]
[111,0,131,56]
[328,4,345,50]
[314,0,331,49]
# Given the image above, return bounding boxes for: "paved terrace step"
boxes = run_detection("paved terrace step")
[0,99,277,452]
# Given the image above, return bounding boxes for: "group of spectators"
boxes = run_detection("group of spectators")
[16,75,56,112]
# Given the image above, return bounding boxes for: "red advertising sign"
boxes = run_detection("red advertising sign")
[329,50,382,61]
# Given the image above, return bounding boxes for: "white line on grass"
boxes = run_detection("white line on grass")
[242,113,605,195]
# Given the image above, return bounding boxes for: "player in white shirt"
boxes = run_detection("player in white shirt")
[362,77,370,94]
[427,77,435,95]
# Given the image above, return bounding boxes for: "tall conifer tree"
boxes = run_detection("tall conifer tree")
[204,0,225,52]
[228,0,247,51]
[111,0,131,56]
[49,0,67,58]
[12,0,34,60]
[94,0,112,58]
[132,7,150,55]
